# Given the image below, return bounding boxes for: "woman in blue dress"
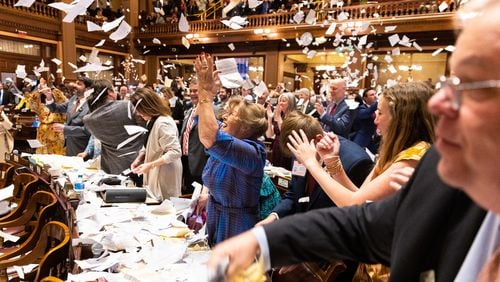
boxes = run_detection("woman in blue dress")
[195,53,268,246]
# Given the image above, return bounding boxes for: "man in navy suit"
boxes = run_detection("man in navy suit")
[315,79,356,138]
[208,1,500,280]
[350,88,378,151]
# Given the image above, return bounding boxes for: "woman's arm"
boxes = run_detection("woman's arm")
[195,54,219,149]
[288,130,418,207]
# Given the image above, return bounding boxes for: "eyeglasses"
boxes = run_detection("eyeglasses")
[435,76,500,110]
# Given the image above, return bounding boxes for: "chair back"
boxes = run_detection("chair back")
[0,191,59,259]
[34,221,71,281]
[0,163,14,188]
[0,173,40,222]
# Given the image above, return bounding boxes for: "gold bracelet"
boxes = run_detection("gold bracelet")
[323,156,343,176]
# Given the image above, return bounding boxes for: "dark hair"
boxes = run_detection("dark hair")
[130,88,171,117]
[77,76,93,89]
[87,79,113,112]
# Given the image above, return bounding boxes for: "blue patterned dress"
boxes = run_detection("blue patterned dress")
[203,129,266,246]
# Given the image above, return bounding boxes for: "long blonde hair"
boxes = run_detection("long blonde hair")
[373,81,436,177]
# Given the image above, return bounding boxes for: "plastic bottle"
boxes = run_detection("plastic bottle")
[74,174,85,192]
[32,116,40,128]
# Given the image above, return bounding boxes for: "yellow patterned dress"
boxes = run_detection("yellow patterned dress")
[354,141,431,282]
[29,89,67,155]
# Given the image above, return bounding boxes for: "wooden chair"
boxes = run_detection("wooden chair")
[0,221,70,282]
[0,191,58,250]
[0,163,14,189]
[0,173,40,223]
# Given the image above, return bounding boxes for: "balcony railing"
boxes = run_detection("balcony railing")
[0,0,59,19]
[138,0,453,35]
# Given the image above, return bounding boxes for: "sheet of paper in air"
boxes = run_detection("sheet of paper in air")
[181,37,190,49]
[388,65,397,74]
[221,16,248,29]
[15,65,27,79]
[384,54,393,64]
[298,32,313,46]
[293,11,304,24]
[178,13,190,32]
[49,0,94,23]
[124,125,148,135]
[14,0,35,8]
[27,139,43,148]
[392,47,400,56]
[227,43,235,51]
[337,11,348,21]
[79,55,87,62]
[248,0,262,9]
[51,58,62,66]
[439,1,448,12]
[131,59,146,64]
[325,22,337,35]
[305,9,316,25]
[102,15,125,32]
[432,48,444,56]
[253,81,268,97]
[117,132,142,150]
[109,20,131,42]
[384,25,397,32]
[152,38,161,44]
[313,36,327,45]
[445,45,455,52]
[388,34,400,46]
[307,49,317,59]
[67,62,78,70]
[215,58,245,89]
[74,63,113,73]
[413,41,422,51]
[87,20,102,32]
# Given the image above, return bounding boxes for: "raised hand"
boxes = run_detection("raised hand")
[287,129,318,167]
[316,132,340,160]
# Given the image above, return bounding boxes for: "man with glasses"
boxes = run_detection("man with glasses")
[208,1,499,280]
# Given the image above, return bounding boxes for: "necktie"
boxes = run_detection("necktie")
[329,103,336,115]
[71,98,81,116]
[0,90,3,105]
[182,108,195,155]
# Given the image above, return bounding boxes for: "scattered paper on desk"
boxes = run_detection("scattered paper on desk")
[151,199,176,215]
[102,16,125,32]
[14,0,35,8]
[13,264,37,280]
[27,139,43,148]
[109,20,131,42]
[179,14,189,32]
[215,58,245,89]
[0,184,14,202]
[87,21,102,32]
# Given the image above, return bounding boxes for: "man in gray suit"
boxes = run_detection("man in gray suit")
[45,76,92,156]
[315,79,356,138]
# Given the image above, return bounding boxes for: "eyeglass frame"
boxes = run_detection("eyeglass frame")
[435,75,500,110]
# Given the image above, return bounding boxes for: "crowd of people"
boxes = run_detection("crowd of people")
[0,0,496,280]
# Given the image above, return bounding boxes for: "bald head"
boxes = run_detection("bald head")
[329,79,346,103]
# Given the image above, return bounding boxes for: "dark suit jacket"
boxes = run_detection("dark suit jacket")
[320,98,356,138]
[350,102,377,148]
[264,147,487,281]
[47,95,90,156]
[180,107,208,177]
[273,136,372,217]
[0,89,15,105]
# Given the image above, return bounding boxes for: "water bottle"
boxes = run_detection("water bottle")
[74,174,85,192]
[32,116,40,128]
